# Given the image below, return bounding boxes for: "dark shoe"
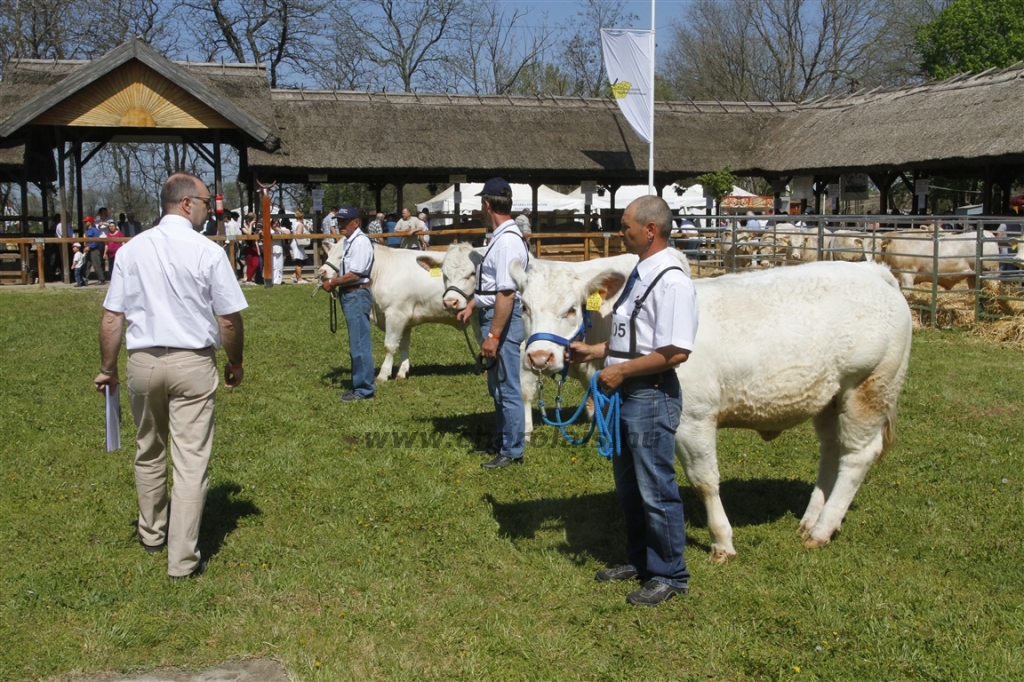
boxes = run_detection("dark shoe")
[138,532,166,554]
[595,565,638,582]
[627,579,688,606]
[169,558,208,581]
[481,454,523,469]
[340,391,373,402]
[473,446,499,457]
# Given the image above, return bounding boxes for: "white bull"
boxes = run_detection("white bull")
[439,242,689,439]
[514,259,912,561]
[320,241,476,381]
[880,230,999,289]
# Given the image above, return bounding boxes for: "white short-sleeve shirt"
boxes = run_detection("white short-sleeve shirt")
[606,248,699,366]
[341,230,374,285]
[475,219,529,309]
[103,214,248,350]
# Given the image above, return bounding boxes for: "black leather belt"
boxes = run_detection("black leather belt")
[621,370,677,389]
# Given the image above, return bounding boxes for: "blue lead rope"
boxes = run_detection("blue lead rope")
[539,372,621,459]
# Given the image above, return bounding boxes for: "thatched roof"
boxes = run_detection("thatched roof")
[248,90,778,183]
[758,63,1024,175]
[249,64,1022,181]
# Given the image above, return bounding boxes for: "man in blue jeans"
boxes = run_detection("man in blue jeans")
[455,178,529,469]
[571,195,698,606]
[322,206,375,402]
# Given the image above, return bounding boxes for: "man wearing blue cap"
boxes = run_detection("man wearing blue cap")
[322,207,375,402]
[455,178,529,468]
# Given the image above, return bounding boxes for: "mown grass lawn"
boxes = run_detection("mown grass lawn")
[1,285,1021,681]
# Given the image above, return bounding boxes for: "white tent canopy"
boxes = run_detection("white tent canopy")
[416,183,578,215]
[565,184,755,213]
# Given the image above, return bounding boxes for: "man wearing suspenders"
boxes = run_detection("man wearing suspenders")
[455,178,529,469]
[322,207,376,402]
[571,196,699,606]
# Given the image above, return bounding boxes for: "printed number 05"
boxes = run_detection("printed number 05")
[613,322,626,338]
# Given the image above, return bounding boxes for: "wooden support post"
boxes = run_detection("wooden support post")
[258,180,276,287]
[396,183,404,214]
[453,183,461,232]
[74,141,84,237]
[36,239,46,289]
[531,182,539,232]
[213,135,224,235]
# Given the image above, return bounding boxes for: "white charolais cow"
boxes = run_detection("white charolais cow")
[320,241,477,381]
[513,259,913,561]
[880,229,999,289]
[439,242,689,439]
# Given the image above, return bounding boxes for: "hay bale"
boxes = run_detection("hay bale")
[971,318,1024,348]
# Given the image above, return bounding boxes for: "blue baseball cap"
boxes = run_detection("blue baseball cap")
[336,206,360,220]
[476,177,512,197]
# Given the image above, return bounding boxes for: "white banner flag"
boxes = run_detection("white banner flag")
[601,29,655,144]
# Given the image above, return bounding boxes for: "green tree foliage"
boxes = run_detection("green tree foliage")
[917,0,1024,79]
[693,166,736,205]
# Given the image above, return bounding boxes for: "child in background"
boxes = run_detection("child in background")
[72,243,85,287]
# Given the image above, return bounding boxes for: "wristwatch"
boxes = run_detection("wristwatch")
[99,368,118,376]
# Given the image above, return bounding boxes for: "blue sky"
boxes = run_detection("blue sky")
[499,0,688,64]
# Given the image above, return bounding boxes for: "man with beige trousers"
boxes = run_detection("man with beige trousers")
[93,172,247,580]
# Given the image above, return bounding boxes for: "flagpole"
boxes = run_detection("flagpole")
[648,0,656,195]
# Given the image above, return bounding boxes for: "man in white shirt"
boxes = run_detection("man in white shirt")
[322,206,376,402]
[455,178,529,469]
[93,172,247,580]
[322,208,339,256]
[571,195,698,606]
[394,207,425,249]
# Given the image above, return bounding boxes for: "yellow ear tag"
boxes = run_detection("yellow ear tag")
[586,291,604,311]
[429,266,442,278]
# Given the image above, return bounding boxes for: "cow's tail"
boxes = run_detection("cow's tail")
[881,398,898,455]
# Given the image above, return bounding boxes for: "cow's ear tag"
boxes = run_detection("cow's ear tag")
[429,266,442,278]
[586,291,604,311]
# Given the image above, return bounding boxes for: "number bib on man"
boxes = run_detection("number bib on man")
[606,250,699,366]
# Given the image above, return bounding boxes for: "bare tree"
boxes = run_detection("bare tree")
[559,0,637,97]
[333,0,464,92]
[448,0,553,95]
[663,0,941,102]
[183,0,328,87]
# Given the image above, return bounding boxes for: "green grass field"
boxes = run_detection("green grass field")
[1,285,1021,681]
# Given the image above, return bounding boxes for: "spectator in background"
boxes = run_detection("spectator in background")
[96,207,115,278]
[290,209,310,283]
[72,243,85,287]
[321,207,339,256]
[385,213,400,248]
[394,207,425,250]
[270,218,285,285]
[83,216,105,284]
[203,204,218,236]
[417,211,431,249]
[105,222,125,274]
[123,211,143,238]
[367,212,384,236]
[241,213,261,285]
[515,207,531,235]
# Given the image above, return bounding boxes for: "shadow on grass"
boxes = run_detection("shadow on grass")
[321,362,475,387]
[485,478,812,564]
[198,482,261,559]
[428,413,499,448]
[320,365,351,389]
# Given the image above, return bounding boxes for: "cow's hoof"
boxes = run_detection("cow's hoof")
[708,547,736,564]
[395,375,407,380]
[803,535,831,550]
